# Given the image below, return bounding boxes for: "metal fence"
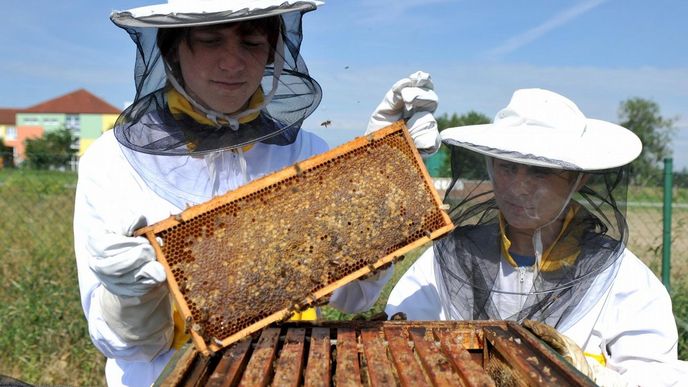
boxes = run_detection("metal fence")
[0,161,686,287]
[0,169,75,265]
[624,161,688,291]
[0,159,686,352]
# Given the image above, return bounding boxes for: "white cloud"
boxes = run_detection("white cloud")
[484,0,610,59]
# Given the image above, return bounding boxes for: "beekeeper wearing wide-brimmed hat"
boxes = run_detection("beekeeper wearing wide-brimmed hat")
[386,88,688,385]
[73,1,441,385]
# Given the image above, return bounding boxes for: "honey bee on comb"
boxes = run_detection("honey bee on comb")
[136,121,453,355]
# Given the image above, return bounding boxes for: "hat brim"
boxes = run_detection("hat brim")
[111,0,322,28]
[440,118,642,171]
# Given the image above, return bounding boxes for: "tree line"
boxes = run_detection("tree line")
[1,97,684,187]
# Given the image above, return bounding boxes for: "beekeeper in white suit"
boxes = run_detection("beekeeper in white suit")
[386,88,688,386]
[73,1,440,385]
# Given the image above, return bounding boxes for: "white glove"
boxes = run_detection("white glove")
[587,361,631,387]
[329,265,393,314]
[523,320,629,387]
[98,284,174,359]
[88,215,166,297]
[366,71,441,156]
[88,215,173,354]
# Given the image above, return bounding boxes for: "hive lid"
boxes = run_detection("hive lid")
[136,121,454,354]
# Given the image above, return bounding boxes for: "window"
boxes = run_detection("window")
[71,138,81,151]
[6,127,16,140]
[66,114,80,133]
[43,118,59,126]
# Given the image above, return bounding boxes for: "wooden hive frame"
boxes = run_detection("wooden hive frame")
[136,121,454,355]
[154,321,596,386]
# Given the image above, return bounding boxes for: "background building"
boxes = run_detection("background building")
[0,108,19,167]
[0,89,120,164]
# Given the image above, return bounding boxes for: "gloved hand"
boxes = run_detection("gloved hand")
[366,71,441,156]
[88,215,173,356]
[523,320,629,387]
[329,265,393,314]
[88,215,166,297]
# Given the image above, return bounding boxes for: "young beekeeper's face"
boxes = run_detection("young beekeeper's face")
[491,158,581,233]
[177,22,271,115]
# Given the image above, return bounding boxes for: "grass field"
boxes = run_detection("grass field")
[0,169,685,386]
[0,170,107,386]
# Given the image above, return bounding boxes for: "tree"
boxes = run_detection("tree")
[618,98,676,185]
[424,111,491,178]
[24,128,78,170]
[0,137,13,168]
[674,168,688,189]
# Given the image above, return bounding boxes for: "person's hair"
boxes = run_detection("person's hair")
[156,15,282,65]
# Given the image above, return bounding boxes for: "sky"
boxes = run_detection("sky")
[1,0,686,169]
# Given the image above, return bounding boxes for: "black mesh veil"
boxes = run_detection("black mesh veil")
[434,145,630,331]
[111,9,322,155]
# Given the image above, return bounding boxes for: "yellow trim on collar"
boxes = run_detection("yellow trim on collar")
[500,204,583,271]
[166,87,265,152]
[585,351,607,366]
[499,216,519,267]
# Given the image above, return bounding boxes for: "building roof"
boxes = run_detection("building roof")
[23,89,121,114]
[0,109,20,125]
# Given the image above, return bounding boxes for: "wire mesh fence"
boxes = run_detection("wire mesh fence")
[0,166,103,386]
[0,158,686,381]
[0,168,75,268]
[626,185,688,285]
[626,180,688,360]
[0,163,684,285]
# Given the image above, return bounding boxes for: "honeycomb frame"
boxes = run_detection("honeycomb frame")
[136,121,454,355]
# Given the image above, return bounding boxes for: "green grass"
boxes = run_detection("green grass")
[628,184,688,203]
[0,169,685,385]
[320,243,429,321]
[0,170,106,386]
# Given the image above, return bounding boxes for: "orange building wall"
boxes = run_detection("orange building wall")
[8,126,44,163]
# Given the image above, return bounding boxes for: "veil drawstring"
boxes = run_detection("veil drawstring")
[532,173,584,279]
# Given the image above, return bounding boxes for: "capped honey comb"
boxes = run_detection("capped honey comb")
[136,121,454,355]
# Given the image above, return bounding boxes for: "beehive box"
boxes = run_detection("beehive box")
[136,121,454,355]
[154,320,595,387]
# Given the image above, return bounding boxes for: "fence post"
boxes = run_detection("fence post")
[662,158,673,291]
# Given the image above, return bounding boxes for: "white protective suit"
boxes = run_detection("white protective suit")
[75,128,391,387]
[386,246,688,386]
